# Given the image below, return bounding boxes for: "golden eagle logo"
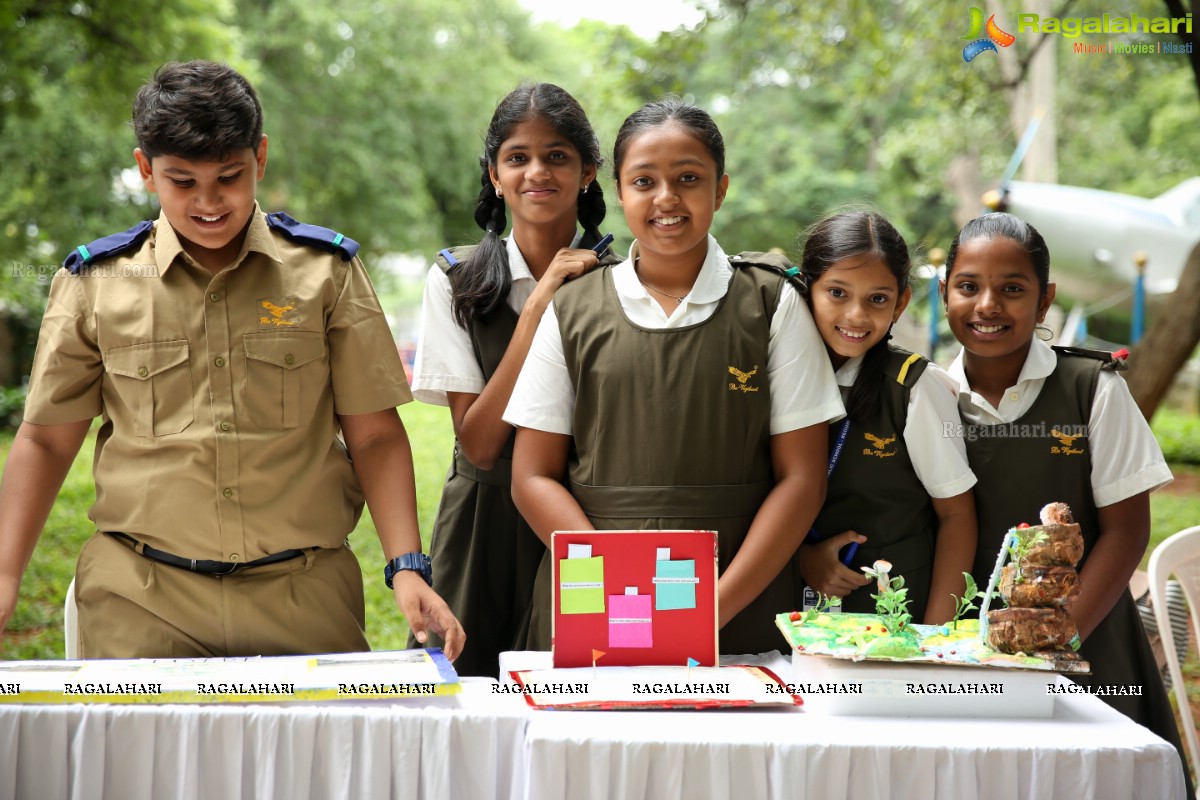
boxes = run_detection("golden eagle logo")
[728,365,758,384]
[1051,428,1082,447]
[261,300,296,318]
[258,298,300,327]
[864,432,896,449]
[862,432,897,458]
[1050,427,1085,455]
[727,365,760,393]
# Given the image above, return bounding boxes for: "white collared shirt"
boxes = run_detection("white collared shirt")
[835,356,976,499]
[412,234,576,405]
[947,338,1172,506]
[504,235,845,435]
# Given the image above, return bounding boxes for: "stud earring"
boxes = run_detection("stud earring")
[581,184,589,194]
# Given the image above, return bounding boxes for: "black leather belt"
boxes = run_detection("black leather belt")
[108,532,305,576]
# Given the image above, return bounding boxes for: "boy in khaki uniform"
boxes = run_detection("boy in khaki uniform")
[0,60,464,659]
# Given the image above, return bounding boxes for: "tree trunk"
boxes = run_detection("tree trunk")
[1162,0,1200,101]
[1126,242,1200,419]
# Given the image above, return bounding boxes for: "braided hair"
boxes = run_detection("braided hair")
[451,83,606,327]
[800,211,913,424]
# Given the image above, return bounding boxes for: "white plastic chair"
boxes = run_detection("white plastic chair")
[1148,525,1200,774]
[64,577,78,659]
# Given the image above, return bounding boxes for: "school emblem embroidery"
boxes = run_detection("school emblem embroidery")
[862,432,897,458]
[727,365,760,393]
[1050,427,1085,456]
[259,298,300,328]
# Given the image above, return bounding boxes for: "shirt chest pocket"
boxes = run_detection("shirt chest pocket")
[104,340,194,437]
[242,331,328,429]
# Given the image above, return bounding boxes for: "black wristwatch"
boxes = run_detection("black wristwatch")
[384,552,433,588]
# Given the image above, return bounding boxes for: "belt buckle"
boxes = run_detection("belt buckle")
[210,561,242,577]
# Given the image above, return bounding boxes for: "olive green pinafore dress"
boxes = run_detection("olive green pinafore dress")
[802,346,940,621]
[526,258,796,656]
[966,349,1191,794]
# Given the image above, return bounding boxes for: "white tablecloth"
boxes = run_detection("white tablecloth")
[0,678,527,800]
[509,652,1187,800]
[1,659,1187,800]
[521,685,1184,800]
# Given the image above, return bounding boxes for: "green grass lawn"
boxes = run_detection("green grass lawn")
[2,408,1198,661]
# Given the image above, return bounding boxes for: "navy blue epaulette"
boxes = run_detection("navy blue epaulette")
[1052,345,1129,372]
[266,211,359,261]
[63,220,155,275]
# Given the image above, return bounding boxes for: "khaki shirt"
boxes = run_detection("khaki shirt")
[25,208,412,561]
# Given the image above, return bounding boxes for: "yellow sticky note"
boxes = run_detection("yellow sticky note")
[560,556,605,614]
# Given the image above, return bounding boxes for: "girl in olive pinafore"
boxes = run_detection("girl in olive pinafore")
[943,213,1192,797]
[408,83,615,677]
[505,100,844,656]
[793,212,977,625]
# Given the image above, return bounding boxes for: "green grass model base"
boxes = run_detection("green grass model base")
[776,611,1090,673]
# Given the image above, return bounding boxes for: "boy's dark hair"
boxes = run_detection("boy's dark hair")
[132,60,264,161]
[613,97,725,183]
[944,212,1051,298]
[452,82,606,327]
[800,210,911,424]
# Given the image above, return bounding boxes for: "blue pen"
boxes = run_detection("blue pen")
[591,233,614,254]
[840,541,859,566]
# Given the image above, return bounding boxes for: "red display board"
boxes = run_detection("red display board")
[551,530,718,668]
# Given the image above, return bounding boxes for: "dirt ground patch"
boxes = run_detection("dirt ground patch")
[1162,469,1200,496]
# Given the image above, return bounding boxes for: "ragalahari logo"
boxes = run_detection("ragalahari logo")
[963,7,1016,62]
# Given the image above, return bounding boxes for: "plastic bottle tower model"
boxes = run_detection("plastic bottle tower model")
[985,503,1085,654]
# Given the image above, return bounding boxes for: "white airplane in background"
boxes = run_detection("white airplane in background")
[984,177,1200,294]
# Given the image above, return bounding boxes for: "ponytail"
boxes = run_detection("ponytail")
[450,162,512,328]
[845,335,891,424]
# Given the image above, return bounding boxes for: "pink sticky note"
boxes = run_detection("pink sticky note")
[608,593,652,648]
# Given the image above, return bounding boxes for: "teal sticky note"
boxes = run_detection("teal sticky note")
[560,556,605,614]
[654,559,697,610]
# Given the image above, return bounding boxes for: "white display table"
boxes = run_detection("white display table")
[0,655,1186,800]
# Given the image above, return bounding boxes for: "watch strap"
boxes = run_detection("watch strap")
[384,552,432,588]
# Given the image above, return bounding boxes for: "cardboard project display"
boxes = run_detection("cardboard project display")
[551,531,718,668]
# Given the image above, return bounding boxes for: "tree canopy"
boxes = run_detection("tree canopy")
[2,0,1196,354]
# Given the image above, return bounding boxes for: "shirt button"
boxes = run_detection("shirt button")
[222,488,234,498]
[1009,392,1019,401]
[214,356,226,367]
[219,421,231,432]
[229,553,240,562]
[285,353,296,365]
[209,292,221,302]
[137,366,148,378]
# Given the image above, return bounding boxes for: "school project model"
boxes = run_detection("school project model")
[0,649,460,704]
[777,504,1093,717]
[506,664,802,710]
[551,530,719,668]
[778,503,1090,674]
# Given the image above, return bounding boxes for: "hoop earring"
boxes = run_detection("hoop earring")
[1035,323,1053,341]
